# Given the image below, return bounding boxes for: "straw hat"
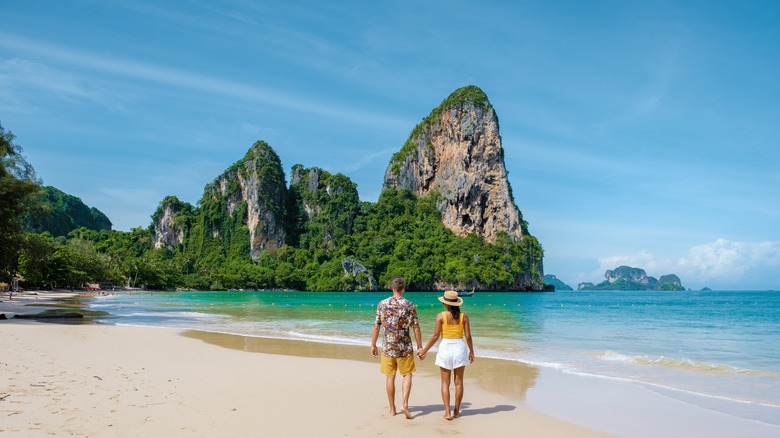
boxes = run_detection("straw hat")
[438,290,463,306]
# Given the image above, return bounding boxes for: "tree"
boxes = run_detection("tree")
[0,122,41,281]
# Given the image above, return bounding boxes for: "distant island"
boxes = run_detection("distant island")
[578,265,685,291]
[544,274,573,291]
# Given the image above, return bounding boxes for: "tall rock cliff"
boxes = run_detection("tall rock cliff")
[383,85,527,243]
[151,196,193,250]
[201,141,287,260]
[289,164,360,246]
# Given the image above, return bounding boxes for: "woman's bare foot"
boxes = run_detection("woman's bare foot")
[401,407,413,419]
[453,410,461,418]
[388,407,397,416]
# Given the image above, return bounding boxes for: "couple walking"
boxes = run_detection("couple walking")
[370,277,475,420]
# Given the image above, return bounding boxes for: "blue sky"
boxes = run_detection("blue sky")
[2,0,778,290]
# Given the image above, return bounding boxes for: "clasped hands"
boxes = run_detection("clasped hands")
[416,348,427,360]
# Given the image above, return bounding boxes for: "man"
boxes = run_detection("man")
[370,276,422,419]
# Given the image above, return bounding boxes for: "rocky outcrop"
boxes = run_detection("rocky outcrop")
[203,141,287,260]
[341,258,378,291]
[579,266,686,291]
[545,274,573,291]
[605,266,654,288]
[289,164,360,249]
[656,274,684,291]
[383,85,526,243]
[152,196,191,249]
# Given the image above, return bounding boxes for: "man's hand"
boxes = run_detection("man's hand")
[370,345,378,358]
[416,348,426,360]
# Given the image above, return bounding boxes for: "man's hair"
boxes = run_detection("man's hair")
[391,276,406,292]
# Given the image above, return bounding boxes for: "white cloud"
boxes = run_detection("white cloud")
[676,239,780,283]
[596,250,659,278]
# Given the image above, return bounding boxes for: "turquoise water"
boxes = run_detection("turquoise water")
[89,289,780,426]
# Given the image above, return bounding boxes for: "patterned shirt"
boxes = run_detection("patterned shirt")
[375,296,419,358]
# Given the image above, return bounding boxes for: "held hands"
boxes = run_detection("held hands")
[416,348,427,360]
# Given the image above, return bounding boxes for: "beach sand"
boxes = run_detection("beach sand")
[0,320,613,437]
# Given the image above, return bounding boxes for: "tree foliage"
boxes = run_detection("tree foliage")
[0,122,41,281]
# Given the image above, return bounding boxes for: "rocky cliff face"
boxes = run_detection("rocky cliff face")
[203,141,287,260]
[605,266,654,287]
[383,85,526,243]
[152,196,191,250]
[289,164,360,248]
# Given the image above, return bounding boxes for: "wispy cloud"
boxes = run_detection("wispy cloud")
[334,147,396,173]
[0,32,410,131]
[0,58,89,98]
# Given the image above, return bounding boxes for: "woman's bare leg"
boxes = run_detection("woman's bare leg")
[453,366,465,418]
[440,367,452,420]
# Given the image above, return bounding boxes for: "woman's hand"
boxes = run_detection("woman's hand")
[468,351,475,363]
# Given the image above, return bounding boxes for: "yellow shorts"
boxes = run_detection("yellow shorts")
[380,354,416,376]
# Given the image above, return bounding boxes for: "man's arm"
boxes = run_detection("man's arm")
[370,323,380,357]
[413,322,422,353]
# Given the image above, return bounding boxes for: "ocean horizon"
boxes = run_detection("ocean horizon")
[85,289,780,428]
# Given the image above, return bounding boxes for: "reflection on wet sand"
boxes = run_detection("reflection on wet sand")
[183,330,538,399]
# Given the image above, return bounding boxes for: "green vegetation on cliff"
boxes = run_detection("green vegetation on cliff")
[545,274,573,291]
[24,186,112,236]
[390,85,494,177]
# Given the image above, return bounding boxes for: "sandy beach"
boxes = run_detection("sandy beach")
[1,321,613,437]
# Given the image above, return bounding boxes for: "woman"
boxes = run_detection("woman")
[419,290,475,420]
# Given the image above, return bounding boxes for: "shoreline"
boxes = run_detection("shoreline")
[3,291,779,437]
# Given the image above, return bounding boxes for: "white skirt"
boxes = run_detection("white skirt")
[435,338,470,370]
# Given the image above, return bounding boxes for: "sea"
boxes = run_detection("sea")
[86,289,780,429]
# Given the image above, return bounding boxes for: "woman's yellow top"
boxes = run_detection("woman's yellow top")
[441,312,464,339]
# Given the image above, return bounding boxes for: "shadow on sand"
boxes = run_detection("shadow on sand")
[409,402,515,418]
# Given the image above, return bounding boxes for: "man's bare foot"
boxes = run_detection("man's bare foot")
[453,410,461,418]
[401,407,413,419]
[388,407,397,416]
[442,413,452,421]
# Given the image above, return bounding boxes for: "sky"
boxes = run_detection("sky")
[1,0,779,290]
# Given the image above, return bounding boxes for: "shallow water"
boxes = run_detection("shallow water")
[88,289,780,427]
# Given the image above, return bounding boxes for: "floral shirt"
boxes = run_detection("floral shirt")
[375,296,419,358]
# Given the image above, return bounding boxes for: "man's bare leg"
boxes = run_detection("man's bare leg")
[453,367,465,418]
[440,367,452,420]
[401,373,413,419]
[385,373,397,416]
